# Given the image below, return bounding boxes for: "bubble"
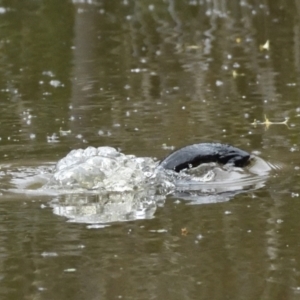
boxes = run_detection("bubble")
[49,80,64,87]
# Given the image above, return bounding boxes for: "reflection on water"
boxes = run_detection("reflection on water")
[0,0,300,299]
[50,192,161,224]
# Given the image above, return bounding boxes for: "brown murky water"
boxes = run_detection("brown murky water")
[1,1,300,299]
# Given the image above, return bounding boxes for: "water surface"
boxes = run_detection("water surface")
[0,1,300,299]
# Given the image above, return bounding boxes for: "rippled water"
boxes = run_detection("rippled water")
[1,145,275,226]
[1,1,300,299]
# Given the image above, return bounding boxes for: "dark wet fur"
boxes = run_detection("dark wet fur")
[159,143,251,172]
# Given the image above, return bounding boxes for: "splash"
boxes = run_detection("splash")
[1,146,275,224]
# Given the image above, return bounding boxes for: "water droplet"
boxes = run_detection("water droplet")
[64,268,76,272]
[42,71,55,77]
[41,252,58,257]
[50,80,64,87]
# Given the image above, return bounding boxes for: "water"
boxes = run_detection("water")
[4,145,272,224]
[0,0,300,299]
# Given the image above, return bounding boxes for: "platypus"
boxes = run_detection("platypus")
[159,143,251,172]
